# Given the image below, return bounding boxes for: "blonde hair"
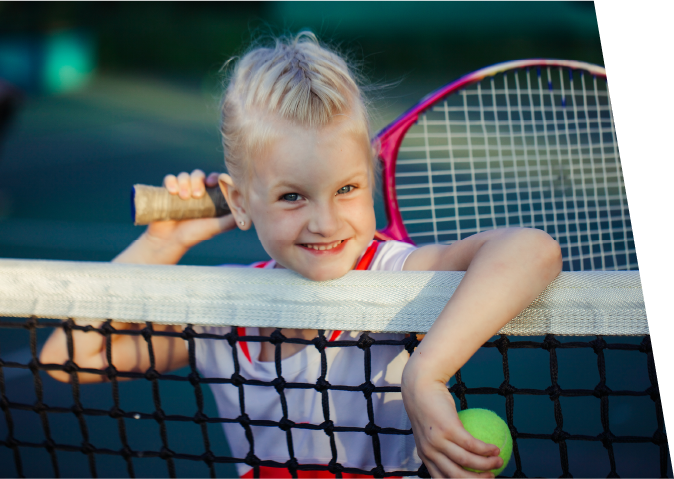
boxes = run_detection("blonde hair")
[220,32,373,182]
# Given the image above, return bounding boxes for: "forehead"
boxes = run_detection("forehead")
[250,117,372,188]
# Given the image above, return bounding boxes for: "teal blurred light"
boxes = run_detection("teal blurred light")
[43,30,96,94]
[0,29,96,94]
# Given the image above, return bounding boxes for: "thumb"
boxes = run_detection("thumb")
[204,214,238,236]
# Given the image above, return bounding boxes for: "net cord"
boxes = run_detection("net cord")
[0,259,647,336]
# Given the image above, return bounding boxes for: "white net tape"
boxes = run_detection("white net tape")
[0,258,646,336]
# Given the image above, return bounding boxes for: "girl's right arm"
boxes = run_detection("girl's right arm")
[401,228,562,477]
[40,170,236,383]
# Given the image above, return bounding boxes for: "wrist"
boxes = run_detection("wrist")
[113,231,189,265]
[140,230,190,263]
[402,352,456,393]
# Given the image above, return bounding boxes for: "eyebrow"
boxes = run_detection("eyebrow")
[268,170,370,193]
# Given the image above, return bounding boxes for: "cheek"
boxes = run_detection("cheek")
[346,196,377,233]
[253,208,305,243]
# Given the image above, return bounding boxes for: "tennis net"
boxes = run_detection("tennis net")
[0,259,669,478]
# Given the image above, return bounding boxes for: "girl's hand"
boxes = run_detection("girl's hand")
[402,363,503,478]
[115,169,237,265]
[145,169,237,248]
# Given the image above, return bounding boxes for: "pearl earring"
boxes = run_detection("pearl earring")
[239,220,245,226]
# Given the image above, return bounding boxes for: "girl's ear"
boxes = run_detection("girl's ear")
[218,173,251,230]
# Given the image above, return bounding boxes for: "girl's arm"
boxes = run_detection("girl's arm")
[39,320,189,384]
[401,227,562,478]
[40,170,235,383]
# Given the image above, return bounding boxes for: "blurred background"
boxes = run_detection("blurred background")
[0,1,604,265]
[4,3,667,479]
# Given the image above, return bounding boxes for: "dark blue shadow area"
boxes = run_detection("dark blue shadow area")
[449,335,672,478]
[0,366,236,478]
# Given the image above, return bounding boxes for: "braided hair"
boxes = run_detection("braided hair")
[220,32,373,184]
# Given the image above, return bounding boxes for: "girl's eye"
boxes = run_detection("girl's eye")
[282,193,300,202]
[337,185,355,195]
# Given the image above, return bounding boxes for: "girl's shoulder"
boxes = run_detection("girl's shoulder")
[369,240,417,272]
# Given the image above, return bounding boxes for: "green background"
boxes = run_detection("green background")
[0,1,604,265]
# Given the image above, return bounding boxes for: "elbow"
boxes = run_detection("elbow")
[39,331,102,384]
[491,227,562,281]
[542,232,563,278]
[521,228,563,281]
[39,345,72,384]
[39,355,105,385]
[44,371,72,384]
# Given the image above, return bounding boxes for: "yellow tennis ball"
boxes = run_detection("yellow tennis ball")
[457,408,513,476]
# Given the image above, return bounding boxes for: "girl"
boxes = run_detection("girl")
[41,32,562,478]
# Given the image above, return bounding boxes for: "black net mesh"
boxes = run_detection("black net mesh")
[0,317,670,478]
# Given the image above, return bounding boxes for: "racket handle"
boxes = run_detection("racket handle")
[131,184,231,225]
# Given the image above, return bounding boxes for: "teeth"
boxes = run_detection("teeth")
[304,240,343,251]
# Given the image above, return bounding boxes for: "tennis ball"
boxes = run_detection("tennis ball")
[457,408,512,476]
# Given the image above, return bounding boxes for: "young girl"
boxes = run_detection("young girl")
[41,32,562,478]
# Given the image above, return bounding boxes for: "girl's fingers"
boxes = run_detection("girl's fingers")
[165,171,212,198]
[190,169,206,198]
[177,172,191,199]
[423,451,494,479]
[206,172,219,187]
[442,441,503,473]
[163,174,179,194]
[454,428,501,458]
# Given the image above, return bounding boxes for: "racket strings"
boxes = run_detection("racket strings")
[394,67,632,271]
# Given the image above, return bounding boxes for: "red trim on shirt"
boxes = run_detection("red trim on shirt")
[237,327,252,363]
[354,241,379,270]
[327,330,342,342]
[241,466,398,478]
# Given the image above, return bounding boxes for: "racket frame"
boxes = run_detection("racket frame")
[373,59,608,244]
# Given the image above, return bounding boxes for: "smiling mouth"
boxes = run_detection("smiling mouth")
[300,240,345,251]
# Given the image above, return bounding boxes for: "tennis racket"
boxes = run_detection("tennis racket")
[132,59,634,272]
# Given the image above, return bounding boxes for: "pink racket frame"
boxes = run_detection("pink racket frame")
[372,59,608,244]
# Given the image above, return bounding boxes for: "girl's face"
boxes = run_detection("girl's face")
[245,116,376,281]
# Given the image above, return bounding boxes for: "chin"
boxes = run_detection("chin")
[298,264,351,282]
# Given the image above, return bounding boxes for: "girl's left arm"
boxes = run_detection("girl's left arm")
[401,227,562,478]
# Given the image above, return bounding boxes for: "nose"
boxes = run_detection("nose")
[307,199,341,238]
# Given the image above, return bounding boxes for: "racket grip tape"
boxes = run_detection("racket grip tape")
[131,185,231,225]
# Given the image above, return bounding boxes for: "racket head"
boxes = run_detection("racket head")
[373,59,634,271]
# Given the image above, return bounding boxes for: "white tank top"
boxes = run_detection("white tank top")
[194,240,421,477]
